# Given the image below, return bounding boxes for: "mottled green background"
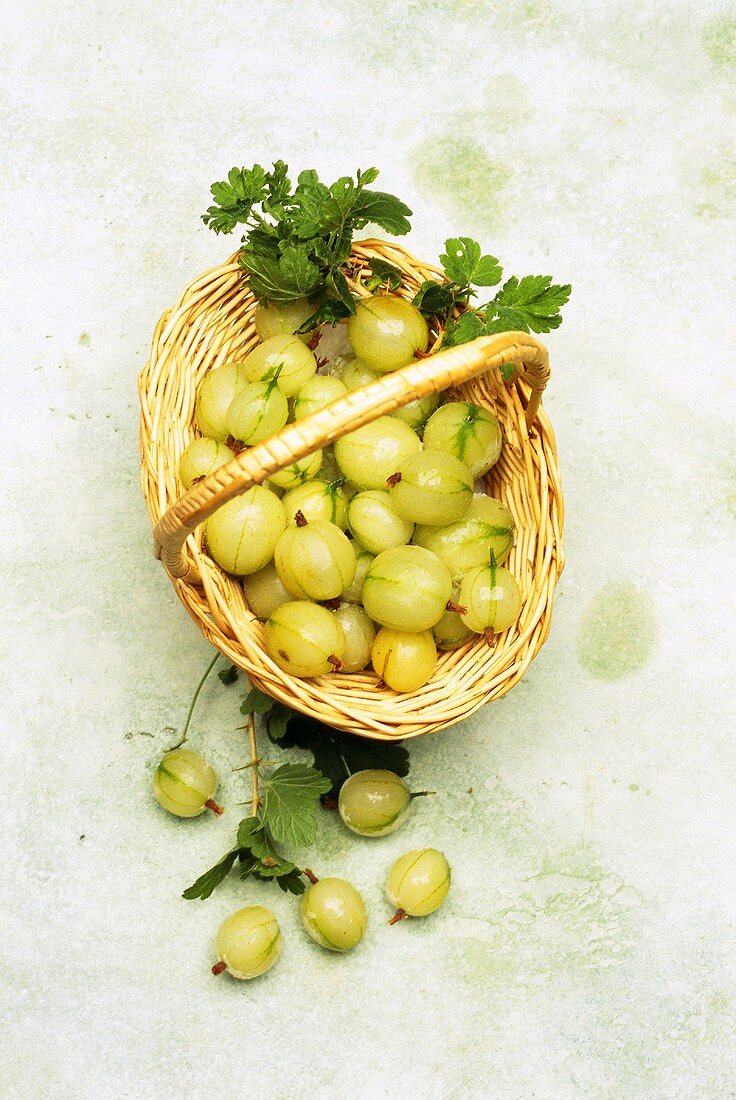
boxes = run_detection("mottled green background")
[2,2,735,1097]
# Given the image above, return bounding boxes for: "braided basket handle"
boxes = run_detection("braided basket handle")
[154,330,549,580]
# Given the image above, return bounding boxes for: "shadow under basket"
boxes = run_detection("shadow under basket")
[139,240,564,740]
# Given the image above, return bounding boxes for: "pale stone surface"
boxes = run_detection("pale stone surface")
[2,2,735,1096]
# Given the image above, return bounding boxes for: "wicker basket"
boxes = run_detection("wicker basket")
[139,240,564,740]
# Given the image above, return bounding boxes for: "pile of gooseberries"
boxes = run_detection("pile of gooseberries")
[155,751,451,980]
[180,289,523,694]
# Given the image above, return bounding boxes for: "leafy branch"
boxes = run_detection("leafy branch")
[202,162,412,328]
[412,236,571,347]
[183,680,409,901]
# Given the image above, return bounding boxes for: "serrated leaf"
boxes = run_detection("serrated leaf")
[440,237,481,284]
[236,816,263,847]
[490,275,572,334]
[357,166,380,186]
[278,245,321,297]
[443,310,486,347]
[262,763,331,847]
[182,849,239,901]
[350,190,412,235]
[440,238,502,288]
[240,686,275,715]
[276,869,307,895]
[266,160,291,203]
[217,664,239,685]
[266,703,293,741]
[367,257,402,292]
[277,711,410,798]
[413,280,458,321]
[472,254,503,287]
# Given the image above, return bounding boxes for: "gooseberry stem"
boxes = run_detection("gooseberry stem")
[211,960,228,976]
[484,628,495,647]
[386,471,402,488]
[409,790,435,799]
[303,868,319,885]
[167,652,220,750]
[445,600,467,615]
[294,509,308,527]
[205,798,224,816]
[307,330,322,351]
[388,909,407,925]
[246,712,261,816]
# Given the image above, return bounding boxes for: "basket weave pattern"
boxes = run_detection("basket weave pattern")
[139,241,564,739]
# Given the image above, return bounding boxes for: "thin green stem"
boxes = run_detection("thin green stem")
[167,653,220,750]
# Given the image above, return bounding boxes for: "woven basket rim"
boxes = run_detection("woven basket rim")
[138,241,565,739]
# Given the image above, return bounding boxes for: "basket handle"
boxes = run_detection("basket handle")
[153,330,549,580]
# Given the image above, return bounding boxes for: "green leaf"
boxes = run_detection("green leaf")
[440,237,502,288]
[472,254,504,287]
[182,849,239,901]
[349,190,412,235]
[262,763,331,847]
[276,869,307,895]
[357,166,380,186]
[489,275,572,334]
[443,310,486,347]
[277,712,410,799]
[266,702,293,741]
[278,245,322,297]
[266,160,291,203]
[296,299,352,333]
[236,816,263,847]
[413,280,459,321]
[240,687,274,715]
[366,257,402,292]
[239,250,292,302]
[440,237,481,284]
[326,268,356,313]
[202,165,269,233]
[217,664,239,685]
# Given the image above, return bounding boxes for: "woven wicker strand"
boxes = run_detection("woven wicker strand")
[139,241,564,740]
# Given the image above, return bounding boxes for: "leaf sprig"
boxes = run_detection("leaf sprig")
[183,682,409,901]
[202,162,412,326]
[412,236,571,347]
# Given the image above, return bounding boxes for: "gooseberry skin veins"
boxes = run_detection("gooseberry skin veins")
[282,479,349,529]
[153,749,218,818]
[334,417,421,491]
[388,451,474,527]
[274,520,356,601]
[332,603,376,673]
[241,333,318,397]
[346,490,414,555]
[179,437,233,490]
[242,560,292,621]
[215,905,282,980]
[300,878,368,951]
[458,563,522,634]
[414,495,515,577]
[195,362,248,441]
[361,545,452,633]
[347,296,429,372]
[338,769,412,836]
[264,600,346,677]
[386,848,451,917]
[205,486,286,576]
[423,401,503,480]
